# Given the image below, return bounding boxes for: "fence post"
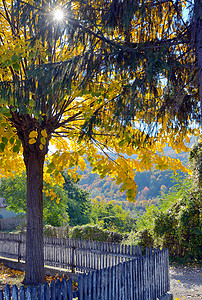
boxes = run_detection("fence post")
[67,278,73,300]
[4,285,11,300]
[0,290,3,300]
[12,285,18,300]
[71,245,76,273]
[20,286,25,300]
[38,284,44,300]
[51,280,56,300]
[18,241,22,262]
[26,286,32,300]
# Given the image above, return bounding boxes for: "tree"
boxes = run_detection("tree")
[0,172,91,226]
[154,184,202,259]
[62,173,92,226]
[189,139,202,189]
[0,0,201,284]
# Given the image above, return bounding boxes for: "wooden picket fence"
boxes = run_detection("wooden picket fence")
[0,248,170,300]
[0,278,77,300]
[0,233,172,299]
[0,233,142,272]
[77,248,170,299]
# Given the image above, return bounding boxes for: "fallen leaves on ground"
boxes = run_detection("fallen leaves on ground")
[0,263,24,289]
[0,263,78,291]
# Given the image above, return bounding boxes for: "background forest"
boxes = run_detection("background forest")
[78,146,189,213]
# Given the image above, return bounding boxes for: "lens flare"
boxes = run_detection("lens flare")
[54,9,64,21]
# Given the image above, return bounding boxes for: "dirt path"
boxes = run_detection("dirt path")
[169,265,202,300]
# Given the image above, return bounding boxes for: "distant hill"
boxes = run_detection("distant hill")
[78,148,189,213]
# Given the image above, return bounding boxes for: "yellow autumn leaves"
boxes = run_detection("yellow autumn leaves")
[45,189,60,204]
[28,129,48,150]
[29,130,38,144]
[0,262,78,288]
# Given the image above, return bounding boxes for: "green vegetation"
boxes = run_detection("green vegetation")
[1,0,201,284]
[90,200,135,233]
[70,224,124,243]
[78,148,189,213]
[0,172,91,227]
[0,172,135,234]
[124,174,202,260]
[154,191,201,260]
[79,168,186,212]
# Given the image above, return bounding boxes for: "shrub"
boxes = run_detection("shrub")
[154,191,202,259]
[123,228,154,254]
[135,229,154,252]
[44,225,69,238]
[70,224,124,243]
[44,225,55,237]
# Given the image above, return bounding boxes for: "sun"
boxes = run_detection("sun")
[53,8,64,21]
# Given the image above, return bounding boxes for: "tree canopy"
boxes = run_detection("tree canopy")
[0,0,201,284]
[0,0,200,194]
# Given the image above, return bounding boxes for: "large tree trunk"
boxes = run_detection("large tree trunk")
[23,151,45,285]
[9,112,51,285]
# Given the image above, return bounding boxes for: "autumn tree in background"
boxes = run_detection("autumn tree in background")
[0,0,201,284]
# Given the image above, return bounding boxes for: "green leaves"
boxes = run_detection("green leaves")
[47,162,56,173]
[2,137,8,144]
[13,62,21,71]
[13,145,19,153]
[0,143,6,152]
[0,106,11,118]
[0,137,8,152]
[10,137,15,145]
[13,139,21,153]
[11,54,18,63]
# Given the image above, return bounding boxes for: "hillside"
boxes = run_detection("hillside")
[78,149,189,212]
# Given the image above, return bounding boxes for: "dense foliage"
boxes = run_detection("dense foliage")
[154,191,202,259]
[90,200,135,233]
[189,140,202,189]
[78,148,188,213]
[70,224,124,243]
[79,167,187,212]
[124,174,202,260]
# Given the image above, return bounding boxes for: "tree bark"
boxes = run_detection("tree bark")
[9,112,52,285]
[23,151,45,285]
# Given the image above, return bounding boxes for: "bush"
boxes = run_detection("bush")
[154,191,202,259]
[135,229,154,252]
[44,225,69,238]
[123,228,154,254]
[70,224,124,243]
